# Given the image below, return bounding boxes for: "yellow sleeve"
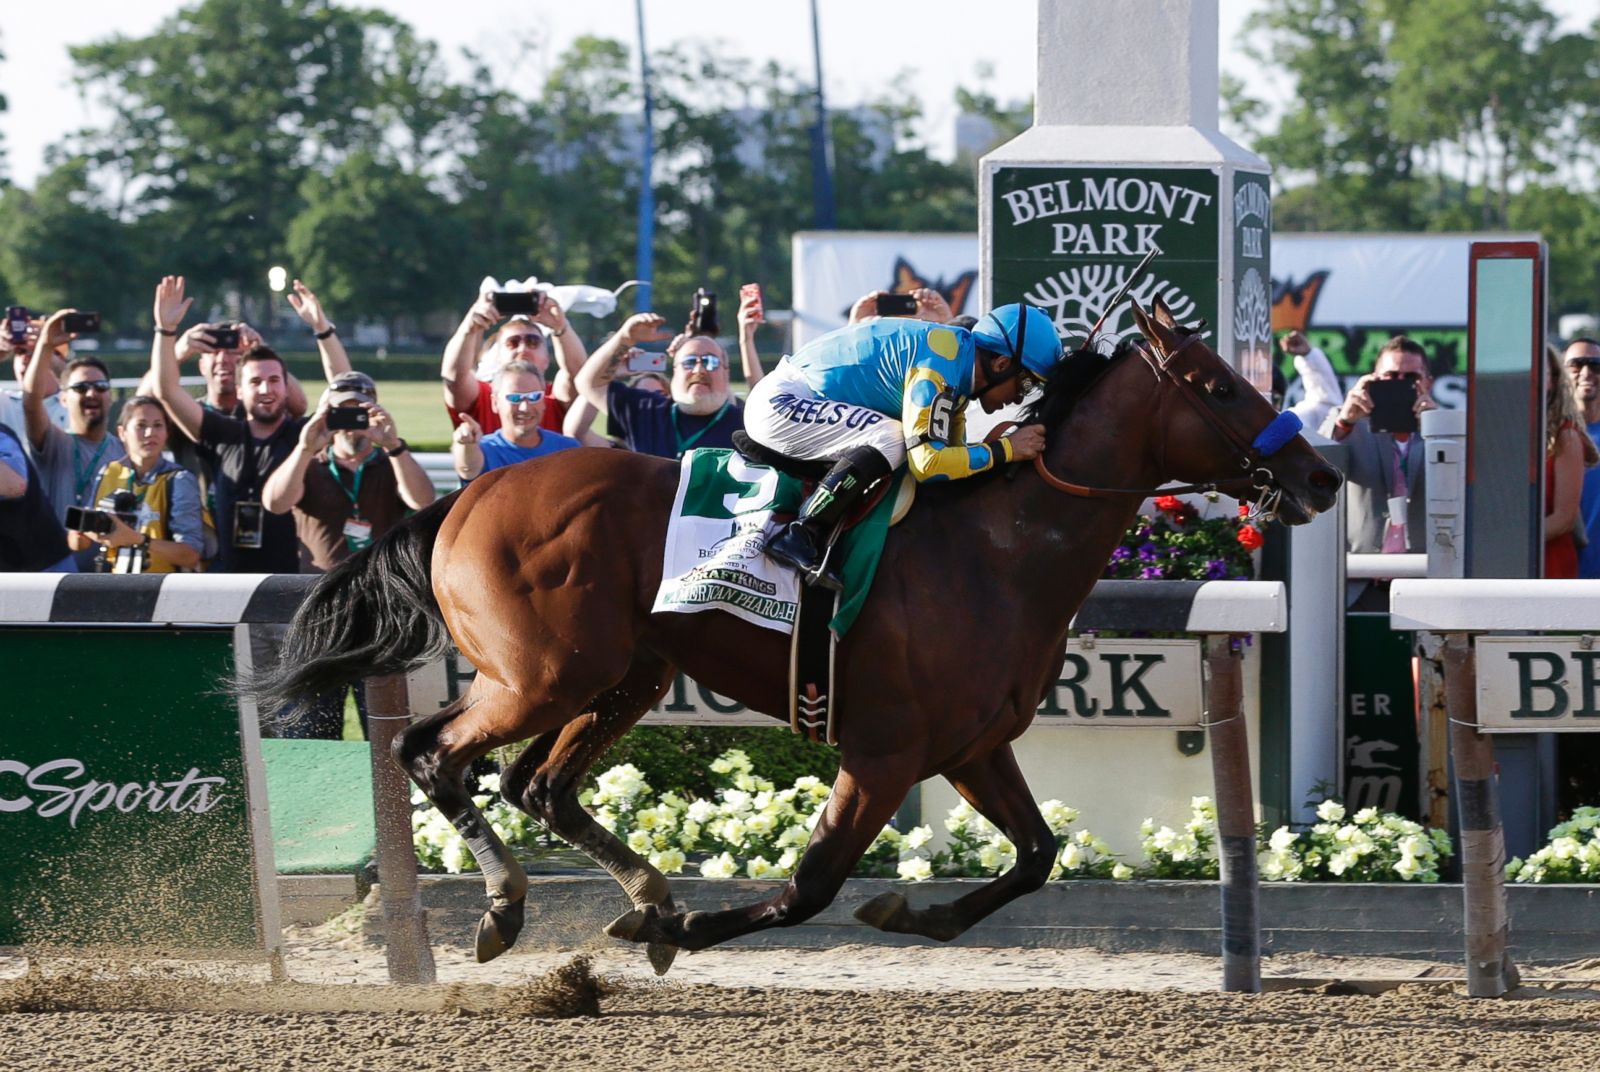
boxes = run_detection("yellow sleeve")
[902,367,1009,482]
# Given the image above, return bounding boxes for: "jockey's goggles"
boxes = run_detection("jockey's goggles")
[677,354,722,372]
[502,390,545,404]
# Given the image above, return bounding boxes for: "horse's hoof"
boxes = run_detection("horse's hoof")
[646,941,679,975]
[854,891,909,931]
[604,905,655,943]
[474,898,525,964]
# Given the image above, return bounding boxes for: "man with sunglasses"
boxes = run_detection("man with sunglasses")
[745,303,1060,589]
[452,361,580,482]
[572,312,749,459]
[1320,335,1437,561]
[1562,338,1600,578]
[442,288,587,438]
[18,310,127,569]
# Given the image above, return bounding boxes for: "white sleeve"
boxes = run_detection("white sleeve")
[1289,347,1342,433]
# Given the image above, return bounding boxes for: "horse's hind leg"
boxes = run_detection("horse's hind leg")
[500,655,682,973]
[606,755,916,952]
[394,678,574,963]
[854,743,1057,941]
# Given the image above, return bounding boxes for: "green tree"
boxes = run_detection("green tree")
[0,158,144,328]
[285,151,469,332]
[67,0,455,303]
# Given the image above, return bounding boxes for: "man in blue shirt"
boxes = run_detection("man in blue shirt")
[452,361,580,481]
[1565,338,1600,578]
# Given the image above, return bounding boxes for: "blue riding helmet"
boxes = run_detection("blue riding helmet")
[971,304,1065,380]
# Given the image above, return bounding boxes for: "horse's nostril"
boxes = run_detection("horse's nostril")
[1310,466,1343,492]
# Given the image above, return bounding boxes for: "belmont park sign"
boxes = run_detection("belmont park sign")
[986,164,1274,394]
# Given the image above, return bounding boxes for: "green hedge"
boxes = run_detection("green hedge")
[95,350,442,382]
[596,726,839,800]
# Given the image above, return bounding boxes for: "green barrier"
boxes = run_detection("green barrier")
[0,627,278,957]
[262,740,375,875]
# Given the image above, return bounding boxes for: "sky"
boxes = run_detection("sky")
[1,0,1594,189]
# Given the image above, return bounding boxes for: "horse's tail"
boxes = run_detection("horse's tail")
[249,491,459,715]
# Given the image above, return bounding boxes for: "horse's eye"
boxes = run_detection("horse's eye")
[1211,381,1234,400]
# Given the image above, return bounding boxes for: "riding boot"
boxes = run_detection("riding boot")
[766,446,893,590]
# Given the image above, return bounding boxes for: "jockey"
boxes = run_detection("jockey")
[745,303,1064,589]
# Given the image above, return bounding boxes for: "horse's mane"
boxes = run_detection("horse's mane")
[1020,335,1144,431]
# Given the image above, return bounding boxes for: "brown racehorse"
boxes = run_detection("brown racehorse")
[257,298,1341,970]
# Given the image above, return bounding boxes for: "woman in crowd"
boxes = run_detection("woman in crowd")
[69,394,206,573]
[1543,345,1599,578]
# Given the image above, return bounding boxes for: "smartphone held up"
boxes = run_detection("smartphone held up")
[1367,378,1420,435]
[877,292,919,317]
[687,289,719,337]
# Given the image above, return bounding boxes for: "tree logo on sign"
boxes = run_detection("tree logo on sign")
[1025,267,1198,352]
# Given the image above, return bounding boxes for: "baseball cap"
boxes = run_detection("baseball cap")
[327,371,377,405]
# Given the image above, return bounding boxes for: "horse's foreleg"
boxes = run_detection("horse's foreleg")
[854,743,1056,942]
[394,682,558,963]
[500,657,681,973]
[606,758,916,952]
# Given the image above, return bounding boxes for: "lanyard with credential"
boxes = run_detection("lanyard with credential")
[671,400,732,458]
[328,456,365,520]
[73,436,113,504]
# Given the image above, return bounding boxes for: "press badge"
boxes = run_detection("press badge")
[343,518,373,552]
[233,501,264,549]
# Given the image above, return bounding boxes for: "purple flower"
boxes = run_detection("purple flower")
[1136,525,1154,540]
[1204,559,1230,579]
[1111,546,1134,562]
[1139,566,1167,580]
[1138,541,1160,562]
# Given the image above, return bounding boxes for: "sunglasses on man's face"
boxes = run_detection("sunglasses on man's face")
[502,390,545,405]
[66,380,111,395]
[1378,371,1423,382]
[502,333,545,350]
[1566,357,1600,372]
[677,354,723,372]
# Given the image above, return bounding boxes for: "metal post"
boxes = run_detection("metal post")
[365,673,436,985]
[632,0,656,311]
[1416,633,1453,836]
[1419,410,1468,840]
[1205,634,1260,993]
[1440,632,1518,997]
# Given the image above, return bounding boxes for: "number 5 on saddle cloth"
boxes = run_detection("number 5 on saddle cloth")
[653,443,915,743]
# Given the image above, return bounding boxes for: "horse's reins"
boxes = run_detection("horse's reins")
[1031,334,1304,520]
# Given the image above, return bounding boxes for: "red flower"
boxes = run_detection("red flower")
[1154,495,1184,513]
[1238,502,1250,518]
[1237,524,1264,551]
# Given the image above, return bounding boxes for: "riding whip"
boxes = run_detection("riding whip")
[1080,243,1162,351]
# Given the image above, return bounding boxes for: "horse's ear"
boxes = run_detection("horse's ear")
[1151,294,1178,330]
[1128,299,1155,340]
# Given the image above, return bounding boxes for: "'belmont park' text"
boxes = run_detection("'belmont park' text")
[1000,175,1214,257]
[0,758,228,828]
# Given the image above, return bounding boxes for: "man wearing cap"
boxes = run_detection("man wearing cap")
[743,303,1062,588]
[262,371,436,573]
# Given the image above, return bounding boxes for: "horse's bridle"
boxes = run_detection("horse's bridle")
[1032,334,1303,522]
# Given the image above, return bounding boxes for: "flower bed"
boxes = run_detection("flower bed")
[1508,806,1600,883]
[413,751,1453,886]
[1103,495,1259,581]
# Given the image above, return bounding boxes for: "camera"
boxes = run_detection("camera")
[65,490,138,535]
[1368,379,1420,435]
[877,292,919,317]
[62,312,101,335]
[7,306,30,347]
[326,406,370,431]
[493,290,544,316]
[687,289,719,337]
[210,325,242,350]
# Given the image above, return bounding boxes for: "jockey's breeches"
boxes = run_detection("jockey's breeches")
[744,359,906,466]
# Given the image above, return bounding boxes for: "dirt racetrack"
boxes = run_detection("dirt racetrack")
[5,927,1600,1071]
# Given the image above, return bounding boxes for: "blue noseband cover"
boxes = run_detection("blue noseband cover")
[1251,411,1303,458]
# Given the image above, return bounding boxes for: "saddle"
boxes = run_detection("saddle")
[730,431,913,745]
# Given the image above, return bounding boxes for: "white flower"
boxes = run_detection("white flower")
[476,772,502,794]
[903,825,934,851]
[627,829,652,854]
[722,789,752,814]
[777,824,812,848]
[1040,799,1080,833]
[686,799,717,823]
[1111,863,1135,880]
[1061,843,1084,869]
[649,848,687,874]
[777,848,801,872]
[699,852,738,879]
[897,857,933,882]
[1268,827,1298,853]
[1352,806,1380,825]
[1315,799,1346,823]
[746,856,777,880]
[596,763,648,803]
